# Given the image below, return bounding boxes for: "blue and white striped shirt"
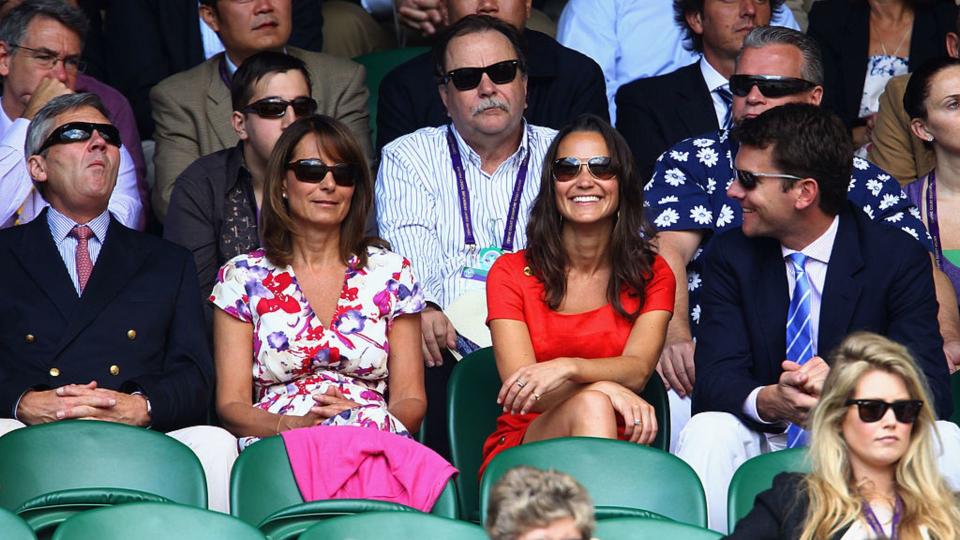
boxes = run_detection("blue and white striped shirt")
[376,122,557,309]
[47,207,110,296]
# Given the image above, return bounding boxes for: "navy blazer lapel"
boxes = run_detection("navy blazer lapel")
[52,218,148,357]
[754,237,789,366]
[819,209,864,354]
[676,63,718,136]
[12,210,80,319]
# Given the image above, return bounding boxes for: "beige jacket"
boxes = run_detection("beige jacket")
[868,74,937,186]
[149,46,371,221]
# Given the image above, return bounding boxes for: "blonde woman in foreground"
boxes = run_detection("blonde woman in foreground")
[727,332,960,539]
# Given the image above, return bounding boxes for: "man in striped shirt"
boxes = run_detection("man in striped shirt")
[376,14,557,456]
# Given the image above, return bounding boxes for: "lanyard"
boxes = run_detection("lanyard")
[862,496,902,540]
[445,127,530,252]
[925,171,943,269]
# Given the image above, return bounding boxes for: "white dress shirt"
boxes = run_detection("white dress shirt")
[375,121,557,309]
[0,97,143,229]
[743,215,840,423]
[700,58,731,129]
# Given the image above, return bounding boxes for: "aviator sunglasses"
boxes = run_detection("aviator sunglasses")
[729,75,817,98]
[734,169,805,190]
[845,399,924,423]
[242,97,318,119]
[440,60,522,91]
[37,122,121,153]
[552,156,618,182]
[286,159,359,187]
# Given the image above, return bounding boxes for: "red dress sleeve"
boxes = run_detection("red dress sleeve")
[486,252,527,324]
[639,254,676,315]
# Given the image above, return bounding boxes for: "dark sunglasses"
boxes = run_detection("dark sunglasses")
[440,60,522,91]
[242,97,318,118]
[734,169,804,190]
[286,159,359,187]
[845,399,924,423]
[37,122,121,153]
[729,75,817,98]
[552,156,618,182]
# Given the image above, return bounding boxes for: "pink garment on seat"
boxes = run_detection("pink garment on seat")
[280,425,457,512]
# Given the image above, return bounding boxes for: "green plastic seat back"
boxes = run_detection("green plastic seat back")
[299,511,487,540]
[352,47,429,147]
[230,434,459,528]
[0,507,36,540]
[727,448,810,531]
[951,371,960,426]
[0,420,206,511]
[447,349,672,522]
[594,517,722,540]
[480,437,706,527]
[446,347,502,521]
[50,502,264,540]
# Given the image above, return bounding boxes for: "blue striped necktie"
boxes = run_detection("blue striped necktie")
[785,252,814,448]
[716,85,734,130]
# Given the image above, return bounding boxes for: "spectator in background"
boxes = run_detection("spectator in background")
[868,10,959,185]
[164,52,316,334]
[150,0,369,222]
[376,15,558,457]
[0,0,142,229]
[557,0,798,124]
[211,115,426,450]
[615,0,788,183]
[806,0,957,149]
[376,0,605,152]
[0,93,233,512]
[728,332,960,538]
[486,466,596,540]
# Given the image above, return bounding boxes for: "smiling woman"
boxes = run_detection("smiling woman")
[479,114,676,474]
[209,115,427,450]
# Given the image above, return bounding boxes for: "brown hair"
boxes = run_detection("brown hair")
[260,114,382,268]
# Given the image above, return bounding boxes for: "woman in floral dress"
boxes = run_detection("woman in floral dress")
[211,115,426,449]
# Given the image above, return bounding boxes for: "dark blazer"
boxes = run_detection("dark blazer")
[807,0,958,129]
[726,472,852,539]
[615,60,717,182]
[0,211,213,432]
[375,29,608,151]
[692,204,952,432]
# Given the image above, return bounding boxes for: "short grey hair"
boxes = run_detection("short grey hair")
[485,467,595,540]
[25,93,110,157]
[0,0,88,49]
[738,26,824,85]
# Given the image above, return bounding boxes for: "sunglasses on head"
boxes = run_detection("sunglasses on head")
[286,159,359,187]
[440,60,522,91]
[242,97,318,119]
[37,122,121,154]
[845,399,924,423]
[734,169,805,190]
[552,156,618,182]
[729,75,817,98]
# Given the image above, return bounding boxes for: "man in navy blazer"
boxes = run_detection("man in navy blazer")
[676,103,960,532]
[0,93,236,512]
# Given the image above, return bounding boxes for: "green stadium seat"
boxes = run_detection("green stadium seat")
[594,517,722,540]
[50,502,264,540]
[727,448,810,531]
[298,511,487,540]
[479,437,706,527]
[0,507,36,540]
[352,47,430,147]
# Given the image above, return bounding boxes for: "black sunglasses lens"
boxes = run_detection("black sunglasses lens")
[736,170,758,189]
[290,161,357,186]
[892,401,922,423]
[329,164,358,186]
[858,401,887,422]
[729,77,751,97]
[291,98,317,116]
[450,68,482,91]
[49,123,120,148]
[553,158,581,182]
[487,61,518,84]
[587,157,616,179]
[255,101,287,117]
[729,76,811,98]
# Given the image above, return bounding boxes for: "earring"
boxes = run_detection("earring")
[282,191,288,199]
[928,135,935,142]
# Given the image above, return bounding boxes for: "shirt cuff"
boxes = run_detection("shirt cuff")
[361,0,393,17]
[743,386,777,425]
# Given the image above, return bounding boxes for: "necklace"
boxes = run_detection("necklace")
[875,14,912,57]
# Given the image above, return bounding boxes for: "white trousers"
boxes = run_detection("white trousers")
[675,412,960,533]
[666,389,692,453]
[0,419,238,513]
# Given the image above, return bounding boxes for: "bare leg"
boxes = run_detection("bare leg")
[522,389,618,443]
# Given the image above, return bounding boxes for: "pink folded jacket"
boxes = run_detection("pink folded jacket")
[280,425,458,512]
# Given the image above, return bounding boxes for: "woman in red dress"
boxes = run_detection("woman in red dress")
[480,114,676,474]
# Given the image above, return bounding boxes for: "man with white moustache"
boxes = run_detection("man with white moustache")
[376,14,557,456]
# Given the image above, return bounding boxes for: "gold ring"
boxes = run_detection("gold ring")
[533,393,541,400]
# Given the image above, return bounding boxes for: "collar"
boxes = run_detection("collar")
[781,215,840,265]
[699,56,729,93]
[0,96,15,135]
[448,120,531,171]
[46,205,111,245]
[223,53,239,75]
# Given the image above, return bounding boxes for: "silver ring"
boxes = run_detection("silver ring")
[633,419,641,426]
[516,381,525,388]
[533,393,541,401]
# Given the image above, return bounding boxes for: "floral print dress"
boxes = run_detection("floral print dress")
[210,246,425,449]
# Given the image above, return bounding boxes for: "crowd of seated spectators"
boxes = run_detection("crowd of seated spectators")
[3,0,960,536]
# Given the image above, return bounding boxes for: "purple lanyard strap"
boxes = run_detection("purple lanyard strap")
[925,171,944,269]
[862,496,903,540]
[445,127,530,252]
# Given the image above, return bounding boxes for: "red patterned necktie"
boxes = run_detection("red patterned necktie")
[69,225,94,294]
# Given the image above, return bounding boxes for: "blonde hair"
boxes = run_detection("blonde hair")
[485,466,595,540]
[799,332,960,540]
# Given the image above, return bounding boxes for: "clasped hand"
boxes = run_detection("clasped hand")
[17,381,149,426]
[762,357,830,426]
[498,359,575,415]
